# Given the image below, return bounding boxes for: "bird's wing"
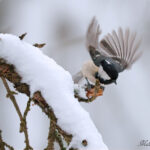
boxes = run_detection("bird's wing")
[100,28,142,72]
[86,17,102,51]
[86,17,107,66]
[73,71,83,83]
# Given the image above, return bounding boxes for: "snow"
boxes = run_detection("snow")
[74,81,88,99]
[0,34,108,150]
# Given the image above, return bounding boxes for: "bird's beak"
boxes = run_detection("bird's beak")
[113,80,117,85]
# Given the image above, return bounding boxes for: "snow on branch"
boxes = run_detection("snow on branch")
[0,34,108,150]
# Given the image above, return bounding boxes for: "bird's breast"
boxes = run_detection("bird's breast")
[81,61,99,83]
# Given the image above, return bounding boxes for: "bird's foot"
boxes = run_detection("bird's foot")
[100,85,105,91]
[85,77,94,91]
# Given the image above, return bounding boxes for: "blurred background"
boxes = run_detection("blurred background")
[0,0,150,150]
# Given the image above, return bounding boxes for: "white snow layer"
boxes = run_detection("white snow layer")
[0,34,108,150]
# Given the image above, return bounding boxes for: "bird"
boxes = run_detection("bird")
[73,17,142,87]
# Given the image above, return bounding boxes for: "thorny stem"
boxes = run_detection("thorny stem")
[1,77,33,150]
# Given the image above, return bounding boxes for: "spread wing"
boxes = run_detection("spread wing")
[100,28,142,72]
[86,17,101,51]
[86,17,142,72]
[86,17,108,66]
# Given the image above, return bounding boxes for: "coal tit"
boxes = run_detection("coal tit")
[73,17,142,86]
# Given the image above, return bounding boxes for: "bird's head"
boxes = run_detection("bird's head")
[101,59,119,84]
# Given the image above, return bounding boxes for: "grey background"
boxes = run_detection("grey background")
[0,0,150,150]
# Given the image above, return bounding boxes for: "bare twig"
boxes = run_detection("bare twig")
[0,130,5,150]
[0,29,104,148]
[19,33,27,40]
[45,120,56,150]
[3,142,14,150]
[55,130,66,150]
[33,43,46,48]
[55,125,72,145]
[23,98,32,122]
[1,77,33,150]
[0,130,14,150]
[0,59,72,149]
[0,58,102,149]
[75,80,103,102]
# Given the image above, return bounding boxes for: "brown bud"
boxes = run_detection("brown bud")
[33,43,46,48]
[82,139,88,147]
[19,33,27,40]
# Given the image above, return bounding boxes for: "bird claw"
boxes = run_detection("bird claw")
[100,85,105,91]
[85,77,94,91]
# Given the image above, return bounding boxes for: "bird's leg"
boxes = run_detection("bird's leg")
[85,77,94,90]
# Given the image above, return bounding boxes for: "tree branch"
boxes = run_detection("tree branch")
[45,120,56,150]
[75,80,103,102]
[0,130,5,150]
[1,77,33,150]
[0,58,103,150]
[0,130,14,150]
[0,59,72,149]
[55,130,66,150]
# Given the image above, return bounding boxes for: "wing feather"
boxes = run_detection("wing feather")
[86,17,142,72]
[130,51,142,66]
[100,36,116,56]
[109,32,120,56]
[86,17,102,51]
[112,30,122,56]
[107,33,119,55]
[129,38,141,65]
[124,28,130,60]
[118,28,125,59]
[127,32,136,62]
[100,28,142,71]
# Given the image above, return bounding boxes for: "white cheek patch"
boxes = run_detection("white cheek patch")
[98,66,110,80]
[105,60,111,64]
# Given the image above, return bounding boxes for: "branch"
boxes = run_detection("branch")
[45,120,56,150]
[1,77,33,150]
[0,33,108,150]
[0,59,72,149]
[23,98,32,123]
[0,130,14,150]
[0,130,5,150]
[0,58,103,150]
[75,80,103,102]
